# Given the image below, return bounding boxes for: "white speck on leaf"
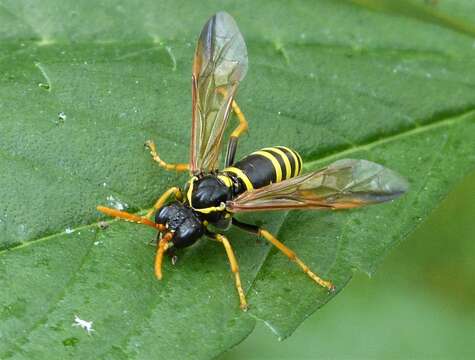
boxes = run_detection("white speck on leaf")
[164,46,177,71]
[98,221,109,230]
[34,62,52,91]
[106,195,128,210]
[58,112,67,122]
[73,315,95,335]
[17,224,28,239]
[65,227,74,234]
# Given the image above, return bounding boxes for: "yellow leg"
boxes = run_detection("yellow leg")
[145,187,182,219]
[216,87,248,139]
[224,99,249,166]
[258,229,335,291]
[145,140,189,172]
[214,234,248,311]
[229,100,248,138]
[155,232,173,280]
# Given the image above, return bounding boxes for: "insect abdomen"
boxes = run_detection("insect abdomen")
[224,146,302,192]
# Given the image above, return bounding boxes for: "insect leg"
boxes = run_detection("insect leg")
[96,206,165,231]
[145,186,182,219]
[257,228,335,292]
[155,232,173,279]
[232,218,259,234]
[233,220,334,290]
[145,140,189,172]
[225,99,248,167]
[208,231,248,310]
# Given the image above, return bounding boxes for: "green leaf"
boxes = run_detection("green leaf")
[1,0,474,358]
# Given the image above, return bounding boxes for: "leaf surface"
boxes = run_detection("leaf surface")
[0,0,474,358]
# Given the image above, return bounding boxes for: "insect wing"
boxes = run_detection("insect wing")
[226,159,409,212]
[190,12,248,174]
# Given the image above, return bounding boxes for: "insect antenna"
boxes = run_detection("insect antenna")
[155,232,174,280]
[96,206,166,231]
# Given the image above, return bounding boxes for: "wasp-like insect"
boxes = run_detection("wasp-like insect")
[97,12,408,310]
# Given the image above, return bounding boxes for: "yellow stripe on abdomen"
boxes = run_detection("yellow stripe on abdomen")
[251,150,283,182]
[277,146,302,176]
[262,147,291,179]
[224,146,303,194]
[223,166,254,191]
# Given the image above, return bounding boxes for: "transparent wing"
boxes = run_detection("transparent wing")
[190,11,248,174]
[226,159,409,212]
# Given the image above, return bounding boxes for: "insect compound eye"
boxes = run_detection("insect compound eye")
[154,202,204,249]
[172,222,204,248]
[155,204,173,225]
[155,202,183,227]
[172,216,204,249]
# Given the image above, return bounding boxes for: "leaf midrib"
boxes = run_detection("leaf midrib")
[347,0,475,39]
[1,105,473,257]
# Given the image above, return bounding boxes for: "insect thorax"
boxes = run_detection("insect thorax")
[184,174,239,229]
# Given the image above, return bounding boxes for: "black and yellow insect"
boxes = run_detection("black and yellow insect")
[97,12,408,310]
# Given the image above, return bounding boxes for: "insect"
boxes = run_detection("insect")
[97,12,408,310]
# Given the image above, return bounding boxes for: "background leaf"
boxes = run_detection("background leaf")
[0,0,474,359]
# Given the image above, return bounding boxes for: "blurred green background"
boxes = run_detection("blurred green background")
[220,172,475,359]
